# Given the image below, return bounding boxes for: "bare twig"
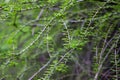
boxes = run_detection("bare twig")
[36,8,44,20]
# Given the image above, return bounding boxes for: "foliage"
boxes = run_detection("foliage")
[0,0,120,80]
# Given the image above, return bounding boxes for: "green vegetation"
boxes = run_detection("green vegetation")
[0,0,120,80]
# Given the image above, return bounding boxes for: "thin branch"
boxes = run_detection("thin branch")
[94,43,115,80]
[63,20,71,45]
[99,25,112,63]
[17,17,54,55]
[44,49,74,80]
[17,26,46,55]
[28,48,74,80]
[32,8,44,35]
[114,49,118,80]
[94,35,120,80]
[36,8,44,20]
[88,0,111,27]
[28,53,58,80]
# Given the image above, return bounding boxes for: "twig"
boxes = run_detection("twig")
[63,20,71,44]
[32,8,44,35]
[17,17,54,55]
[28,53,58,80]
[114,49,118,80]
[94,35,120,80]
[88,0,111,27]
[36,8,44,20]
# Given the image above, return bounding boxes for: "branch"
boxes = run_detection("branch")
[94,34,120,80]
